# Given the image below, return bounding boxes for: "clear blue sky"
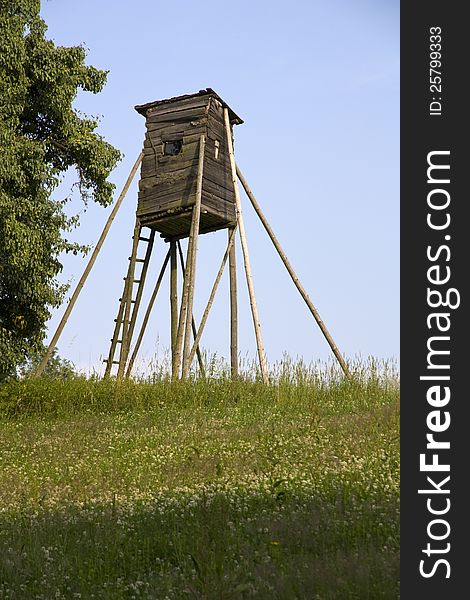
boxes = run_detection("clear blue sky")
[40,0,399,374]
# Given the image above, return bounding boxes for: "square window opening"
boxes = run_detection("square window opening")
[163,140,183,156]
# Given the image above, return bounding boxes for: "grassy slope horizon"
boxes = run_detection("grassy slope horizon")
[0,358,399,599]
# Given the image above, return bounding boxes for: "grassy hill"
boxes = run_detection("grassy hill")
[0,359,399,599]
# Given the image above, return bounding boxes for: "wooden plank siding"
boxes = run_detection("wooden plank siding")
[135,91,240,238]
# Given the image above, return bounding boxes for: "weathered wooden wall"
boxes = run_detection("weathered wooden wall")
[136,91,239,237]
[203,97,236,220]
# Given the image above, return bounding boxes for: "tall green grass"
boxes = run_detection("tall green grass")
[0,356,398,418]
[0,358,399,599]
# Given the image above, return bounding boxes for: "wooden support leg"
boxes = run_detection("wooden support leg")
[182,135,206,380]
[125,248,171,377]
[236,165,351,379]
[172,224,194,379]
[187,226,237,368]
[170,240,178,372]
[35,152,143,378]
[223,109,269,384]
[176,242,206,378]
[173,135,205,379]
[228,226,238,380]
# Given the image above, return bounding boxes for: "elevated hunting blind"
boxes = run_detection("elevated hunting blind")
[135,89,243,238]
[35,89,351,382]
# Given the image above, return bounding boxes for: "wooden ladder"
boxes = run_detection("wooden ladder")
[104,219,155,377]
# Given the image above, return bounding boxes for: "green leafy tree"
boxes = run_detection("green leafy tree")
[17,344,78,379]
[0,1,121,381]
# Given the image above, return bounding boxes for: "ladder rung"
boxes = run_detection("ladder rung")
[103,359,120,364]
[122,278,142,283]
[139,236,151,242]
[135,258,146,263]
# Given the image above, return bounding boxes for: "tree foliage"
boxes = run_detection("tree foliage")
[17,344,78,380]
[0,1,121,380]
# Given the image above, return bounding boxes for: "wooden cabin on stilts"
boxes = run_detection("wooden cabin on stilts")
[35,89,350,381]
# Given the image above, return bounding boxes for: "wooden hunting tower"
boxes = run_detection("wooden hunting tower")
[34,88,351,382]
[135,88,243,239]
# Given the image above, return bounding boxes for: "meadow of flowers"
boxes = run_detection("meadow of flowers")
[0,358,399,599]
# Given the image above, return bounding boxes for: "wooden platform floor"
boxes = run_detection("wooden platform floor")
[140,208,236,240]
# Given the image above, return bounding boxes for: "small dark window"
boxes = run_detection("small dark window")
[163,140,183,156]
